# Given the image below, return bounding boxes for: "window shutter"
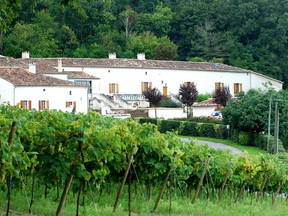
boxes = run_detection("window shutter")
[47,101,49,110]
[163,86,168,97]
[109,83,112,94]
[39,101,42,111]
[222,83,224,88]
[148,82,152,89]
[233,83,237,94]
[29,101,32,110]
[240,83,243,92]
[141,82,144,92]
[73,102,76,112]
[116,84,119,93]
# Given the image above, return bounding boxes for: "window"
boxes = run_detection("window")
[38,100,49,111]
[66,101,76,112]
[20,100,32,110]
[215,82,224,90]
[75,80,92,94]
[141,82,152,92]
[109,83,119,94]
[234,83,243,95]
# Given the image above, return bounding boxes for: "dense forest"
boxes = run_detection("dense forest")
[1,0,288,87]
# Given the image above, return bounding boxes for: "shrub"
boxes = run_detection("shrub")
[180,122,198,136]
[198,123,216,138]
[215,124,228,139]
[139,118,158,125]
[173,117,223,124]
[238,131,252,146]
[196,94,212,102]
[231,130,240,143]
[159,120,181,133]
[158,98,182,108]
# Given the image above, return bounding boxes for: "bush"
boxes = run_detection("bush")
[215,124,229,139]
[173,117,223,124]
[238,131,252,146]
[139,118,158,125]
[198,123,216,138]
[158,98,182,108]
[231,130,240,143]
[196,94,212,102]
[159,120,181,133]
[180,122,198,136]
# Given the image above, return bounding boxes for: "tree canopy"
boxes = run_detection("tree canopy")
[1,0,288,87]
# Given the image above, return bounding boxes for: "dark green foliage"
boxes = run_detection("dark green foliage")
[139,118,158,125]
[198,123,216,138]
[214,125,229,139]
[1,0,288,88]
[196,94,212,102]
[159,120,181,133]
[173,117,223,124]
[158,98,181,108]
[238,131,253,146]
[181,122,198,136]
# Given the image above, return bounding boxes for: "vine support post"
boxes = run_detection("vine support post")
[6,121,17,216]
[113,146,136,213]
[55,140,83,216]
[29,173,36,214]
[151,167,172,212]
[192,155,211,204]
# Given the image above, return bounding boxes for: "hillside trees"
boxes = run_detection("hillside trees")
[1,0,288,87]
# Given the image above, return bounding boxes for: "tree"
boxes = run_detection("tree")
[143,87,162,118]
[213,86,231,107]
[119,7,137,39]
[178,83,198,117]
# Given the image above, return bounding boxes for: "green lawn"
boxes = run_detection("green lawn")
[187,136,267,155]
[0,187,287,216]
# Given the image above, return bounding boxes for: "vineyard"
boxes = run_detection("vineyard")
[0,105,288,215]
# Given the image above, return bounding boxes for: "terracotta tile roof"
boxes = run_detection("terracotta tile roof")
[193,98,217,107]
[17,58,250,73]
[0,67,86,87]
[41,71,99,79]
[13,57,282,83]
[67,72,99,79]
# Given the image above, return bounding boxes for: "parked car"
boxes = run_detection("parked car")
[210,111,222,120]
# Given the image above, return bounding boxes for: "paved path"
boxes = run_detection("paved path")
[180,138,243,155]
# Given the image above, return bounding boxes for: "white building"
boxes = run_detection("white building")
[0,66,88,113]
[0,52,283,116]
[16,53,282,98]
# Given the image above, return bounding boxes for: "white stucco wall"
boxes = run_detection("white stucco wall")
[251,73,283,91]
[63,66,282,96]
[14,86,88,113]
[147,108,186,119]
[0,78,14,105]
[193,106,217,117]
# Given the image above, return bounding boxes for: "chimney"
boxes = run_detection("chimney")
[22,51,30,59]
[28,62,36,74]
[58,59,62,72]
[137,53,146,60]
[108,53,117,59]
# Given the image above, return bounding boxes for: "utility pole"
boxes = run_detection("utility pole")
[274,101,279,154]
[267,96,272,151]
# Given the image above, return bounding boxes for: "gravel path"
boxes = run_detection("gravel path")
[180,138,243,155]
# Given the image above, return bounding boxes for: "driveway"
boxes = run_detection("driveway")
[180,137,243,155]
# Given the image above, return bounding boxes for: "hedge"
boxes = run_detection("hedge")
[138,118,284,153]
